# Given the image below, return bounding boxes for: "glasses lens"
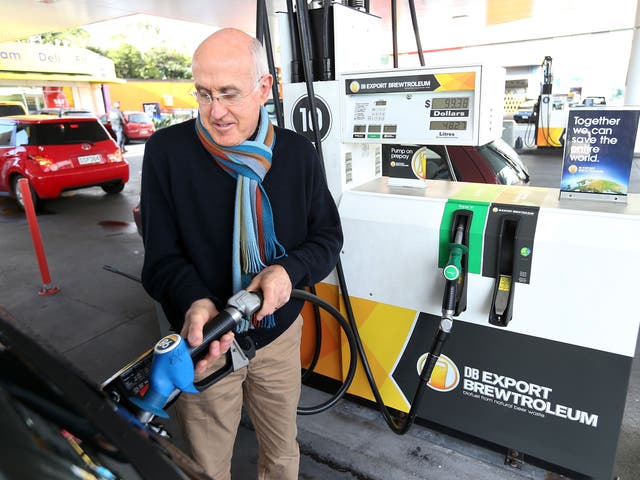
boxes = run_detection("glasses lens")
[192,91,211,105]
[193,79,262,107]
[221,94,243,107]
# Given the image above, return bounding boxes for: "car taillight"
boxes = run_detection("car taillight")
[28,154,55,172]
[107,151,124,162]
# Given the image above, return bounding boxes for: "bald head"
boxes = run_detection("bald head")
[193,28,269,80]
[190,28,273,146]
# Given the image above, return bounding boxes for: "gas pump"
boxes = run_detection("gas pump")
[534,56,571,148]
[280,3,640,479]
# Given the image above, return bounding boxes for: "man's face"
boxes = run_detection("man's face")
[192,56,272,147]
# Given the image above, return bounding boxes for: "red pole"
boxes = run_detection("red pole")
[18,178,60,296]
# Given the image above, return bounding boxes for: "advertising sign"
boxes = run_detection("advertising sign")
[560,108,640,202]
[381,144,430,187]
[391,314,631,479]
[43,86,69,109]
[142,102,161,121]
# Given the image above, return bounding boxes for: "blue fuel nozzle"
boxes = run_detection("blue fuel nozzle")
[129,290,263,419]
[129,334,198,418]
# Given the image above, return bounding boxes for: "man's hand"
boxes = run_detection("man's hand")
[246,265,292,321]
[246,264,292,322]
[182,298,234,375]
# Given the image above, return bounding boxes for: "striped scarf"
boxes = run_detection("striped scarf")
[195,106,285,330]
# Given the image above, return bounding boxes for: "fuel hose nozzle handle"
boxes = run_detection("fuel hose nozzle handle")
[442,241,468,282]
[130,290,263,419]
[190,290,262,360]
[442,222,467,315]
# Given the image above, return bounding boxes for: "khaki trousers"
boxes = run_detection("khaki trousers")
[175,316,302,480]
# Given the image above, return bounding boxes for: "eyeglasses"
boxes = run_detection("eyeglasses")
[191,77,264,107]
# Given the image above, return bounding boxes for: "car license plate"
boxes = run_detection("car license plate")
[78,154,102,165]
[141,129,148,134]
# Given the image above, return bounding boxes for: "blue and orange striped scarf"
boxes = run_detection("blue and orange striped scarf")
[195,106,285,330]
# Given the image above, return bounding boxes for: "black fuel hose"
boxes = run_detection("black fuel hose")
[255,0,266,48]
[301,284,323,382]
[335,260,455,434]
[286,0,303,82]
[318,0,332,80]
[408,0,425,66]
[260,8,285,127]
[391,0,399,68]
[292,288,357,415]
[295,0,326,171]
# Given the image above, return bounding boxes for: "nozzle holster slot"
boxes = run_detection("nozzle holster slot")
[489,217,519,327]
[449,210,472,316]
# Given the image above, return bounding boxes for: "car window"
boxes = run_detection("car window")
[422,146,453,181]
[128,113,151,123]
[26,121,110,145]
[15,126,28,146]
[477,139,528,185]
[0,124,13,146]
[0,105,27,116]
[491,138,529,178]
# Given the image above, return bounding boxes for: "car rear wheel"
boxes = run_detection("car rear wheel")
[101,182,125,194]
[11,175,40,211]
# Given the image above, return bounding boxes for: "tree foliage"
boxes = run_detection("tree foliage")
[107,43,146,79]
[140,48,192,79]
[105,44,192,79]
[109,44,193,80]
[24,28,91,48]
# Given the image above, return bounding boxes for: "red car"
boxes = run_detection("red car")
[123,111,156,141]
[0,115,129,209]
[100,111,156,143]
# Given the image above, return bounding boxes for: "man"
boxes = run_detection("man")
[110,100,127,152]
[140,28,343,480]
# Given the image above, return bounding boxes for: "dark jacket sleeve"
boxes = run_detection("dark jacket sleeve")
[272,138,343,288]
[139,133,216,330]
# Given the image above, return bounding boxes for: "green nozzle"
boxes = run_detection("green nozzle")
[443,242,468,281]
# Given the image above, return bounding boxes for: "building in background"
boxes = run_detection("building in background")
[105,79,197,122]
[0,41,123,114]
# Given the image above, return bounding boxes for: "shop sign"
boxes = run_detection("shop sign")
[0,42,116,78]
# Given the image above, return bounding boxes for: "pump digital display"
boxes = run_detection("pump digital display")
[340,66,503,145]
[432,97,469,109]
[430,121,467,131]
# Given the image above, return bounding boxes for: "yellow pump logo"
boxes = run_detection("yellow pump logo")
[416,353,460,392]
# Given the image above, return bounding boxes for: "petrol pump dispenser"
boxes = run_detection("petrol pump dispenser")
[280,4,640,478]
[283,48,640,480]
